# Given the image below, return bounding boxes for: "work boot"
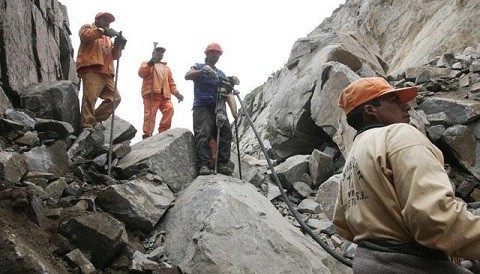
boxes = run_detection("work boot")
[82,127,94,133]
[217,164,233,176]
[199,166,212,175]
[94,121,106,130]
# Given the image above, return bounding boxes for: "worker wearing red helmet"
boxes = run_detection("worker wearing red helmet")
[204,43,223,54]
[185,43,238,176]
[76,12,127,133]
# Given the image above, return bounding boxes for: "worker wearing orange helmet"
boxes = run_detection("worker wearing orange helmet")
[185,43,238,176]
[333,77,480,272]
[138,46,184,139]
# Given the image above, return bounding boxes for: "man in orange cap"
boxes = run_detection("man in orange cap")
[76,12,127,133]
[333,77,480,272]
[138,46,184,139]
[185,43,238,176]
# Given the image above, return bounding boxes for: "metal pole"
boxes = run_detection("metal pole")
[107,32,123,176]
[214,91,227,175]
[234,119,242,179]
[214,125,221,174]
[149,42,158,137]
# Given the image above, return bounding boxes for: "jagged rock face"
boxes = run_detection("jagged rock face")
[0,87,12,114]
[0,0,78,112]
[236,0,480,173]
[313,0,480,73]
[20,81,81,132]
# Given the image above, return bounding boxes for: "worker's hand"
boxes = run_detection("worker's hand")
[175,93,184,103]
[202,65,217,78]
[232,112,238,121]
[148,57,159,66]
[104,27,120,38]
[114,35,127,50]
[229,76,240,85]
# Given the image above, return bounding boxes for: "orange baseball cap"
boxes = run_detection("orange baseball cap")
[338,77,418,115]
[95,12,115,23]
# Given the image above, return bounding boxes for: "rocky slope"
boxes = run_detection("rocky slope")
[1,0,480,273]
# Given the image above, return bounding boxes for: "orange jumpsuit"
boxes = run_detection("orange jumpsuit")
[76,24,122,130]
[138,61,180,139]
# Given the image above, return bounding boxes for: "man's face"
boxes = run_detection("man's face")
[368,93,412,125]
[95,17,111,28]
[206,51,221,64]
[153,50,164,61]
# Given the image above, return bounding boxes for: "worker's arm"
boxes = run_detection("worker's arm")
[226,94,238,120]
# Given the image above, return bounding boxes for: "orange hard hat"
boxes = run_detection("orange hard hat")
[204,43,223,55]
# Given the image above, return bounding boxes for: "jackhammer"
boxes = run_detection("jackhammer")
[213,75,241,177]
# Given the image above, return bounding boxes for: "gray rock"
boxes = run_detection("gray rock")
[315,174,341,220]
[45,177,68,200]
[309,149,335,187]
[442,125,478,178]
[162,175,350,274]
[59,211,128,269]
[117,128,197,192]
[20,81,80,132]
[96,178,175,232]
[273,154,310,190]
[65,249,96,274]
[5,108,36,131]
[418,97,480,124]
[103,115,137,146]
[0,151,28,184]
[35,118,75,140]
[298,198,322,214]
[23,141,69,177]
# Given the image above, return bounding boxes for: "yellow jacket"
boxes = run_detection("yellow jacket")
[76,24,121,76]
[333,123,480,259]
[138,62,179,99]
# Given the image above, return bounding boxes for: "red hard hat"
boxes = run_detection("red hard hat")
[95,12,115,23]
[204,43,223,55]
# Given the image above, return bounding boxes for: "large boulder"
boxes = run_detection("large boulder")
[161,175,351,274]
[116,128,197,192]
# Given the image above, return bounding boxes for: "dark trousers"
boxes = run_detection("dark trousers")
[354,246,472,274]
[193,106,232,169]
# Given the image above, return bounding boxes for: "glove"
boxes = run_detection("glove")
[202,65,217,78]
[104,27,120,37]
[175,93,184,102]
[114,35,127,50]
[228,76,240,85]
[147,57,159,66]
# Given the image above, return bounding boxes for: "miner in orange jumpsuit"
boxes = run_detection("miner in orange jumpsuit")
[138,46,184,139]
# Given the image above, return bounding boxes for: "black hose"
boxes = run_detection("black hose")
[232,90,353,268]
